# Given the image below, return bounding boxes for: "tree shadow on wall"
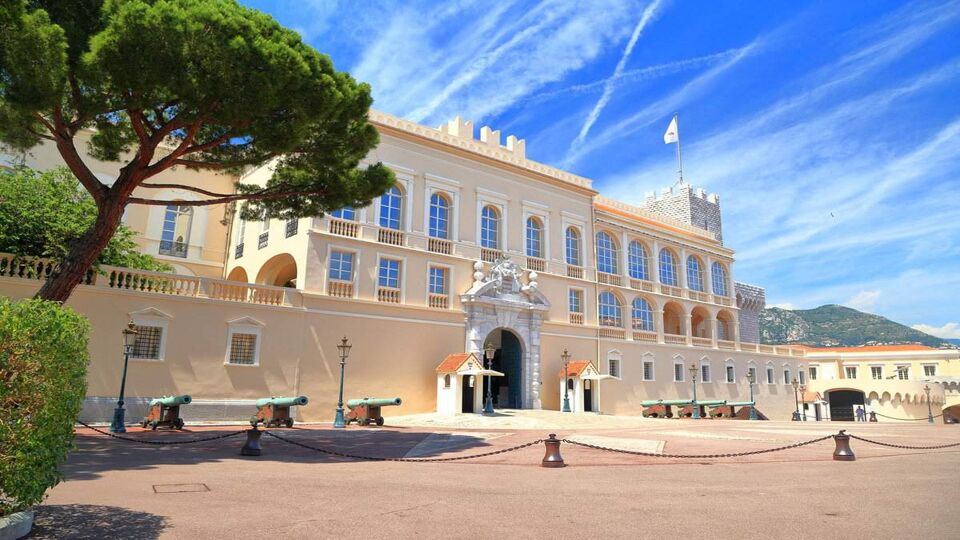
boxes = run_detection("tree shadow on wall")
[26,504,168,539]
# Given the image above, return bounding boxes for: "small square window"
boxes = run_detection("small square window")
[329,250,354,281]
[229,333,258,365]
[809,367,818,380]
[643,361,654,381]
[608,358,621,378]
[871,366,882,380]
[130,325,163,360]
[924,365,937,377]
[845,366,858,379]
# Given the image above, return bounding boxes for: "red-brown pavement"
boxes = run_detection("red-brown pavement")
[29,419,960,539]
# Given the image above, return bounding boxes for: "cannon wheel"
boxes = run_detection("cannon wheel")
[284,418,294,428]
[376,417,384,426]
[359,419,369,426]
[173,418,185,430]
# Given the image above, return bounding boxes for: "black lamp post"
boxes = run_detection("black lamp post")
[109,321,139,433]
[799,384,807,421]
[791,378,801,421]
[924,384,933,424]
[561,348,572,413]
[333,336,351,428]
[747,370,757,421]
[689,363,700,419]
[483,342,495,415]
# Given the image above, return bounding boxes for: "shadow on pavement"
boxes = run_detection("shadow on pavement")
[65,428,495,481]
[26,504,168,539]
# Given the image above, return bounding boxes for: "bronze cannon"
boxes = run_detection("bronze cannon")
[251,396,308,428]
[140,395,191,430]
[345,397,402,426]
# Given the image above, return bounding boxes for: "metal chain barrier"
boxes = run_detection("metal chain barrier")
[76,420,246,446]
[263,429,542,462]
[848,434,960,450]
[561,434,835,459]
[873,412,944,421]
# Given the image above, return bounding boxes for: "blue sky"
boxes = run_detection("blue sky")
[243,0,960,337]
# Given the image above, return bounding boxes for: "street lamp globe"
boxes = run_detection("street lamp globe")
[336,336,352,361]
[123,320,139,348]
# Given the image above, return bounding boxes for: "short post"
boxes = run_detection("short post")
[241,427,262,456]
[541,434,565,468]
[869,411,877,422]
[832,430,855,461]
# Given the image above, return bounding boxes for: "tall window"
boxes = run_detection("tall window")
[429,266,447,295]
[748,366,757,383]
[798,370,806,385]
[331,207,355,220]
[596,232,619,274]
[565,227,581,266]
[766,366,774,384]
[628,241,649,280]
[598,292,622,327]
[686,256,704,291]
[643,360,655,381]
[569,289,583,314]
[379,186,402,230]
[783,368,792,385]
[844,366,857,379]
[377,258,401,289]
[674,363,684,382]
[897,366,909,380]
[608,356,621,378]
[328,250,354,281]
[809,366,818,380]
[631,297,654,331]
[480,205,500,248]
[659,248,678,286]
[701,363,711,383]
[429,193,450,239]
[871,366,882,380]
[526,217,543,258]
[160,205,192,258]
[711,262,728,296]
[726,364,735,383]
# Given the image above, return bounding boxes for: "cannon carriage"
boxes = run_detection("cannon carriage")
[345,397,402,426]
[141,395,191,430]
[251,396,308,428]
[640,399,692,418]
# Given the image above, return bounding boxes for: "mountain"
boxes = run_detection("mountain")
[759,304,948,347]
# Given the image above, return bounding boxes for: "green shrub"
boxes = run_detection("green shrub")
[0,298,89,516]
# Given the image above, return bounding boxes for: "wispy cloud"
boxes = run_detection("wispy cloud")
[570,0,662,148]
[911,323,960,339]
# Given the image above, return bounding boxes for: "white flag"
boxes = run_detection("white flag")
[663,116,678,144]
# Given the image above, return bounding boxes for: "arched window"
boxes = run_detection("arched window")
[659,248,678,286]
[686,256,704,291]
[628,241,648,280]
[160,205,192,258]
[331,207,355,220]
[379,186,402,230]
[565,227,581,266]
[429,193,450,239]
[526,217,543,258]
[598,292,623,327]
[632,297,654,331]
[596,232,619,275]
[711,262,728,296]
[480,205,500,249]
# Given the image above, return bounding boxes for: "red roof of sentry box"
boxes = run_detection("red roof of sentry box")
[558,360,593,379]
[803,345,935,353]
[436,353,481,373]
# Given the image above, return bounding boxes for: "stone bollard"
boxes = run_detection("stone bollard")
[832,430,855,461]
[541,433,565,468]
[241,427,262,456]
[869,412,877,422]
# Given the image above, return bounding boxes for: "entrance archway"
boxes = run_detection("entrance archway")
[484,328,524,409]
[827,389,865,421]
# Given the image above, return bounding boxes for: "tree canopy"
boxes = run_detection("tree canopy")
[0,166,172,272]
[0,0,394,300]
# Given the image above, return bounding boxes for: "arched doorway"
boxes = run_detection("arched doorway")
[827,389,865,421]
[255,253,298,288]
[483,328,524,409]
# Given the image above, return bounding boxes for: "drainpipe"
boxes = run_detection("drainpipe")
[592,200,602,413]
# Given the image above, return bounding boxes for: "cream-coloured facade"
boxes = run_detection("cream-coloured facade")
[12,110,949,424]
[802,345,959,422]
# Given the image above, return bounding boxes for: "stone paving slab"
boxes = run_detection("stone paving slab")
[563,434,664,453]
[404,432,510,458]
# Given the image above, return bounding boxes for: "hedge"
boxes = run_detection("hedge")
[0,298,89,516]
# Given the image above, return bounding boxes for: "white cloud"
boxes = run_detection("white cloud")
[911,323,960,339]
[770,303,796,310]
[844,290,881,313]
[571,0,662,147]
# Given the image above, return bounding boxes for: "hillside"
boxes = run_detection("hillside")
[759,304,947,347]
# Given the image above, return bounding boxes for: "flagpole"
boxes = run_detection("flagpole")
[674,112,684,184]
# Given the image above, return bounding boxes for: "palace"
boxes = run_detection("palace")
[2,111,956,423]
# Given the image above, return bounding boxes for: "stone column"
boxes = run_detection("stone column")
[684,309,693,346]
[710,315,718,349]
[655,309,665,344]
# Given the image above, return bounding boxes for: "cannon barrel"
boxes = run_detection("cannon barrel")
[256,396,308,408]
[150,395,192,407]
[725,401,755,407]
[697,400,727,406]
[641,399,691,406]
[346,397,402,408]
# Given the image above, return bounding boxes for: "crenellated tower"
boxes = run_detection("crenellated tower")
[643,181,722,243]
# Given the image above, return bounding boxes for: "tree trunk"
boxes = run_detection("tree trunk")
[35,197,126,302]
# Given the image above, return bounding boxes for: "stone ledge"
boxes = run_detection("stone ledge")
[0,509,34,540]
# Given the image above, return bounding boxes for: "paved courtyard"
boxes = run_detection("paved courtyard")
[30,415,960,539]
